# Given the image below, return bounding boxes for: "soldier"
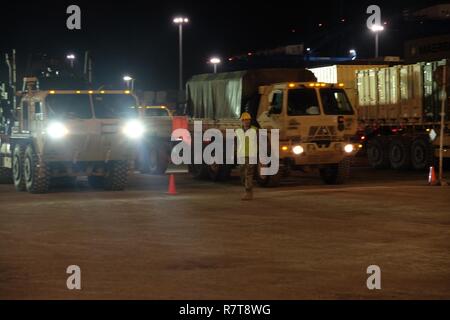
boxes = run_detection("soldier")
[236,112,258,201]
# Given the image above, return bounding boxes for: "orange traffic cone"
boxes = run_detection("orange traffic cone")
[428,166,438,186]
[167,174,177,195]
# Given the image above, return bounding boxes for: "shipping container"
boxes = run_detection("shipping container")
[356,60,449,123]
[308,65,385,110]
[354,59,450,171]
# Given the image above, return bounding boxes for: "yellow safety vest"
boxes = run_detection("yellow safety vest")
[236,126,258,159]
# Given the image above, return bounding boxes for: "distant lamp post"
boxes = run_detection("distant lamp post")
[209,57,221,73]
[123,75,134,91]
[370,25,384,58]
[66,54,76,68]
[173,16,189,92]
[349,49,357,60]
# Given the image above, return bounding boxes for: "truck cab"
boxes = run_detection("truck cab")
[0,78,144,193]
[256,82,359,185]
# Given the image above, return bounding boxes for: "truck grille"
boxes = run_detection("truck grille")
[308,126,337,140]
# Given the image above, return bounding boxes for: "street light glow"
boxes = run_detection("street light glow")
[370,25,384,32]
[210,57,221,64]
[173,16,189,24]
[123,75,133,81]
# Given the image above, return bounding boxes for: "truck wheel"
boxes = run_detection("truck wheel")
[256,163,281,187]
[12,144,26,191]
[411,137,434,171]
[389,138,411,170]
[103,161,129,191]
[0,167,13,184]
[367,137,389,169]
[207,164,232,182]
[23,145,50,194]
[88,176,105,189]
[320,157,351,185]
[189,164,209,180]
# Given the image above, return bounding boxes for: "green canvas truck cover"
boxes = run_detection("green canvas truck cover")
[186,68,316,120]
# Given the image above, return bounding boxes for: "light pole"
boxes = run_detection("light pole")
[123,75,134,91]
[66,54,76,68]
[209,57,221,74]
[173,16,189,92]
[370,25,384,58]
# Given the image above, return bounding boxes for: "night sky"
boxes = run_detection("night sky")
[0,0,448,90]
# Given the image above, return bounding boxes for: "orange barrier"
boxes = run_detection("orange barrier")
[167,174,177,195]
[428,166,438,186]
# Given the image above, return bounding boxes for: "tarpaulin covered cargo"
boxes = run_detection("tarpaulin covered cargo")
[186,68,316,120]
[356,59,449,123]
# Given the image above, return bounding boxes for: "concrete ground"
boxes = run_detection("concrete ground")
[0,165,449,300]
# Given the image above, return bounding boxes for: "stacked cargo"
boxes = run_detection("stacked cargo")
[310,61,449,171]
[308,65,385,109]
[356,60,448,124]
[356,59,449,170]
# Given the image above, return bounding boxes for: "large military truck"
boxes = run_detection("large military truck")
[184,69,359,186]
[0,77,143,193]
[319,60,449,170]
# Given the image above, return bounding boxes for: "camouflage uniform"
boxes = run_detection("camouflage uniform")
[237,125,258,199]
[240,157,255,192]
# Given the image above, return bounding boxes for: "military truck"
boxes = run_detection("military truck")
[184,69,359,186]
[353,60,449,170]
[0,77,143,193]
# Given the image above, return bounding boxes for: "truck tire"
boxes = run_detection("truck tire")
[256,163,281,187]
[0,167,13,184]
[389,137,411,170]
[12,144,26,191]
[320,157,351,185]
[189,164,209,180]
[367,137,390,169]
[103,161,129,191]
[207,164,232,182]
[23,144,50,194]
[411,137,434,171]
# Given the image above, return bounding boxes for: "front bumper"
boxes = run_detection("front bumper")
[41,134,138,163]
[280,141,360,165]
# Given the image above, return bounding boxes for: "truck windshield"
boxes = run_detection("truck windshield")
[92,94,139,119]
[45,94,93,119]
[320,88,354,115]
[287,89,320,116]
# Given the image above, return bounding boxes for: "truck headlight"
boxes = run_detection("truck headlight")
[293,145,304,155]
[123,120,145,139]
[47,122,68,139]
[344,144,354,153]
